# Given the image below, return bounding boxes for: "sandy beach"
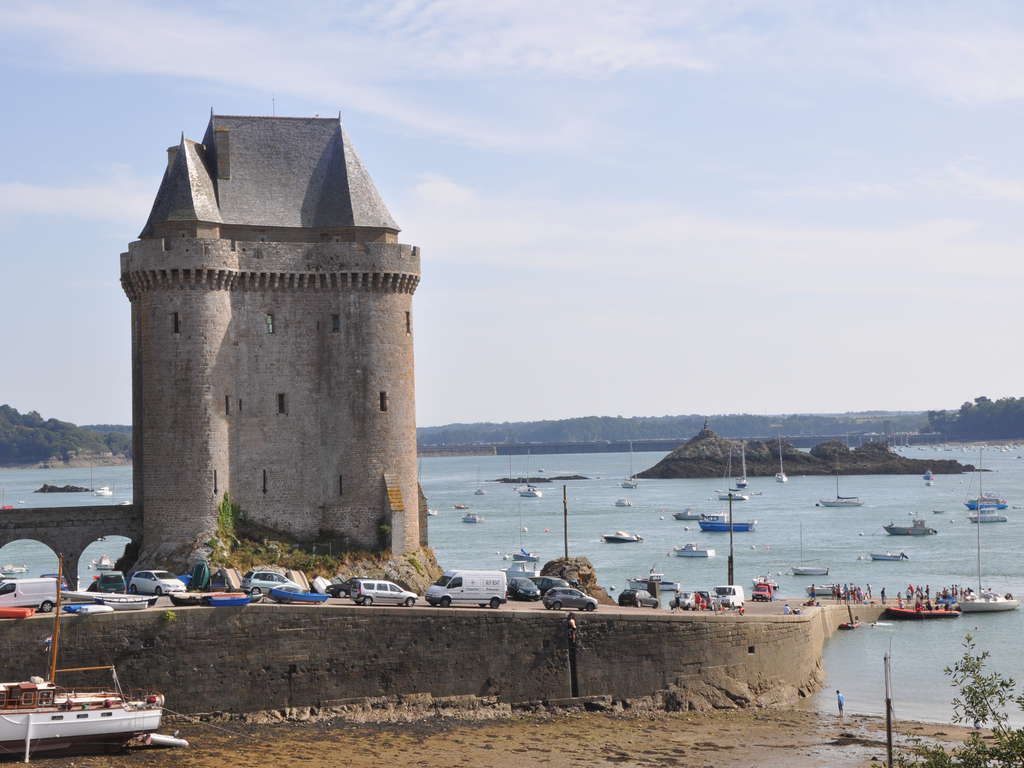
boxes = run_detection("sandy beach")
[26,708,980,768]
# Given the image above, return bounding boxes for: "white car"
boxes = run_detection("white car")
[241,570,302,596]
[128,570,186,596]
[351,579,418,606]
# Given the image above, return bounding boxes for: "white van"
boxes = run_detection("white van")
[426,570,507,609]
[0,578,58,612]
[713,585,745,609]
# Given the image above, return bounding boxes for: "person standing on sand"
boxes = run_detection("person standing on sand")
[836,690,845,717]
[880,587,886,605]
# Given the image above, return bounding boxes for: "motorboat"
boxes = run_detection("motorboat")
[453,504,470,510]
[673,543,715,558]
[958,591,1020,613]
[792,566,830,576]
[672,508,702,520]
[818,474,863,507]
[91,554,115,571]
[504,561,540,578]
[614,498,633,507]
[474,488,486,496]
[512,548,538,562]
[427,508,439,516]
[870,552,910,561]
[965,494,1008,511]
[627,571,679,591]
[620,478,638,489]
[922,470,934,481]
[519,486,543,498]
[698,514,756,532]
[806,584,838,597]
[602,530,642,543]
[0,564,28,576]
[883,519,937,536]
[968,512,1008,523]
[461,512,483,523]
[884,606,960,620]
[92,486,113,497]
[716,490,750,501]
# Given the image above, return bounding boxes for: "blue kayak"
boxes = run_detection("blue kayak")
[269,587,329,604]
[204,594,251,607]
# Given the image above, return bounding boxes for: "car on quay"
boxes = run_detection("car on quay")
[241,570,303,596]
[351,579,418,606]
[530,576,570,596]
[325,577,365,599]
[670,591,695,610]
[752,582,774,602]
[617,588,659,608]
[128,570,187,596]
[85,571,128,594]
[507,577,542,601]
[543,587,598,611]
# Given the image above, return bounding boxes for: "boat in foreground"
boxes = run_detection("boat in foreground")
[673,543,715,558]
[883,519,937,536]
[602,530,642,543]
[884,606,960,620]
[698,514,757,532]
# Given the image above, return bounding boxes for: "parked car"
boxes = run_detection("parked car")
[0,578,58,612]
[752,582,774,602]
[129,570,187,596]
[507,577,542,601]
[351,579,418,606]
[670,591,695,610]
[543,587,598,611]
[530,576,570,596]
[617,588,659,608]
[425,570,507,608]
[325,577,364,599]
[241,570,302,596]
[713,585,746,609]
[87,571,127,594]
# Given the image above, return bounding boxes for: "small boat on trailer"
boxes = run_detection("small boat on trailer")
[884,606,960,620]
[268,586,329,604]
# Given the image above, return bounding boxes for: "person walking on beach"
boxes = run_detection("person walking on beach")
[880,587,886,605]
[836,690,845,717]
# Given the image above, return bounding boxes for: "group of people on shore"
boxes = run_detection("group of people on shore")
[819,582,971,611]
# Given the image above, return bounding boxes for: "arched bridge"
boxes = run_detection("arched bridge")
[0,505,142,588]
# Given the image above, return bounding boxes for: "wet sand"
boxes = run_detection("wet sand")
[27,709,979,768]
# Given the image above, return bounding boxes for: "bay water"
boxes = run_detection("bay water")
[2,445,1022,724]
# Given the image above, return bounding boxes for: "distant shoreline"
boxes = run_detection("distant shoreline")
[0,458,132,471]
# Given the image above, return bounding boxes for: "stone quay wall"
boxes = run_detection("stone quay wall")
[0,603,880,716]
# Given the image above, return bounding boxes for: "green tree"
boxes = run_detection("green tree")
[899,634,1024,767]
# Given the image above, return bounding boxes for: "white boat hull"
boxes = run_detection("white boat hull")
[818,499,863,507]
[675,549,714,558]
[0,706,161,755]
[792,567,829,576]
[959,596,1020,612]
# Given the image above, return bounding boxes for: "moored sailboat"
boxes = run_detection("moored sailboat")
[960,451,1019,614]
[775,435,788,483]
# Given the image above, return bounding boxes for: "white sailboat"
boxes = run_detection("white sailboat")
[817,473,863,507]
[960,451,1019,614]
[775,435,788,483]
[735,441,749,488]
[621,441,638,488]
[791,522,829,575]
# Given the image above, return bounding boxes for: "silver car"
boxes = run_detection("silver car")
[352,579,418,607]
[543,587,598,611]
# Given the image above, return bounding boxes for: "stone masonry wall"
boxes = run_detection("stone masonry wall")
[0,605,875,716]
[122,237,420,562]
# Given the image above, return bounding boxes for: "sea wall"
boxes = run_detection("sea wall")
[0,603,881,716]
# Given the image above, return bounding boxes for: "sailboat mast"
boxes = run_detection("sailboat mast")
[49,555,64,681]
[976,450,983,593]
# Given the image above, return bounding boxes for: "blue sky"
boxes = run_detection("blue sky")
[2,1,1023,426]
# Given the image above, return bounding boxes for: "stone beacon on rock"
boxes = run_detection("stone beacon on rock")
[121,114,423,567]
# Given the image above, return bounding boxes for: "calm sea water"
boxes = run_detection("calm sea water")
[2,445,1022,724]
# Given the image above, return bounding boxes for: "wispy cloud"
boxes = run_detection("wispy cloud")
[0,166,150,223]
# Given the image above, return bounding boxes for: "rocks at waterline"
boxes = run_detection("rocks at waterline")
[34,484,91,493]
[637,426,973,479]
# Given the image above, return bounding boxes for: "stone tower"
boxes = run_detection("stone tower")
[121,114,422,566]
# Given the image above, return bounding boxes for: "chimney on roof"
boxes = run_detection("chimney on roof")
[166,145,179,170]
[214,128,230,179]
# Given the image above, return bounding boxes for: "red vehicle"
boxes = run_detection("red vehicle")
[752,582,774,602]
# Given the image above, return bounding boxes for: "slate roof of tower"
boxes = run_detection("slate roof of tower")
[140,115,398,237]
